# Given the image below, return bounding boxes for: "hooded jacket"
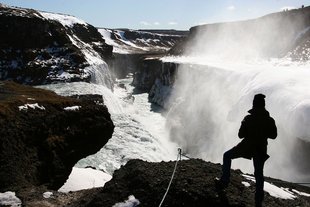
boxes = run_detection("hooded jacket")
[235,107,277,159]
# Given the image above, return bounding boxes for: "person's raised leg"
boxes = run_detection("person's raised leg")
[218,147,240,187]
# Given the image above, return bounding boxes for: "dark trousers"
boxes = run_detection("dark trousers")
[221,148,265,206]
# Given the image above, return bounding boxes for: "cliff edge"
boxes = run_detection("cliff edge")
[0,81,114,192]
[72,159,310,207]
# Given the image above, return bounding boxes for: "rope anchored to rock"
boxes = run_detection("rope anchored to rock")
[158,148,182,207]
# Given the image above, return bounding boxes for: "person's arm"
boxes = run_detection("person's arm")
[238,116,248,138]
[267,117,277,139]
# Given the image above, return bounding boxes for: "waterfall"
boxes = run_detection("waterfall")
[165,58,310,183]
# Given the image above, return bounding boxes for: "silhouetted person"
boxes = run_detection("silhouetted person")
[217,94,277,207]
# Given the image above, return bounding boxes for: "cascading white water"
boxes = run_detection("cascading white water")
[160,12,310,183]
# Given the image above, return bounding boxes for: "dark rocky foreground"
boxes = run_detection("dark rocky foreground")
[0,81,114,193]
[63,159,310,207]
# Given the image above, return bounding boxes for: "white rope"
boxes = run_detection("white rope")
[158,148,182,207]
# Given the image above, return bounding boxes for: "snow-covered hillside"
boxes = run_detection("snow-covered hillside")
[0,5,113,88]
[99,28,186,54]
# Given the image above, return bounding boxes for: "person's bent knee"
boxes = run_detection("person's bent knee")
[223,150,234,160]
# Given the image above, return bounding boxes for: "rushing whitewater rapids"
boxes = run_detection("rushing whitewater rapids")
[39,76,178,191]
[161,56,310,184]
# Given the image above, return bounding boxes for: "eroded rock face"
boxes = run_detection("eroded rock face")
[0,5,113,85]
[0,81,114,191]
[132,58,177,107]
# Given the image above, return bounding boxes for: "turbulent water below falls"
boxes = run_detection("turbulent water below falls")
[39,77,178,177]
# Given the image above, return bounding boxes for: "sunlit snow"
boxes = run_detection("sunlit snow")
[39,11,87,27]
[64,106,81,111]
[18,103,45,111]
[112,195,140,207]
[243,175,296,200]
[42,192,53,199]
[58,167,112,192]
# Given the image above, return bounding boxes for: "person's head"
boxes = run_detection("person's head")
[253,93,266,109]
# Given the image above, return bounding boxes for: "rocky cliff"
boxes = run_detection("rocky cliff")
[99,28,187,54]
[69,159,310,207]
[170,6,310,60]
[99,28,187,79]
[0,81,114,192]
[0,5,113,86]
[132,58,177,107]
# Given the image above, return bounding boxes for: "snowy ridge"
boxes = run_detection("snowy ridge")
[40,11,87,27]
[99,28,185,54]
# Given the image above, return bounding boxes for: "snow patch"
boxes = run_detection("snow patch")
[0,191,22,207]
[264,183,296,200]
[243,175,296,200]
[112,195,140,207]
[58,167,112,192]
[64,106,81,111]
[242,181,251,187]
[18,103,45,111]
[291,189,310,197]
[43,192,53,199]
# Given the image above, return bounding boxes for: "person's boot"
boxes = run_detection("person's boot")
[214,178,229,190]
[255,192,264,207]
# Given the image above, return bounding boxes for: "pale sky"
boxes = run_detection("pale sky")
[2,0,310,30]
